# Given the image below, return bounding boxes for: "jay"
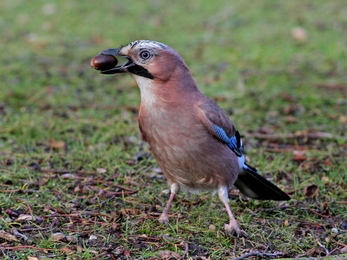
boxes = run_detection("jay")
[92,40,290,236]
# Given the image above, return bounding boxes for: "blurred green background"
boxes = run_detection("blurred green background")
[1,1,346,135]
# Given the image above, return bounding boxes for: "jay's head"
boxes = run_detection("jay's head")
[97,40,189,82]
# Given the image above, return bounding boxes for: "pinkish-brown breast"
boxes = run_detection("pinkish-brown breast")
[138,89,239,192]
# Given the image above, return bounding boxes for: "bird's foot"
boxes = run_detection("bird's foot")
[158,213,169,224]
[224,223,247,237]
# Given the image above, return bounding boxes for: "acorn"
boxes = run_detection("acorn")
[91,54,118,70]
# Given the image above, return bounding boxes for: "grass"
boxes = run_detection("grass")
[1,0,347,259]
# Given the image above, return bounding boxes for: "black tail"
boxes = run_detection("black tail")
[234,164,290,201]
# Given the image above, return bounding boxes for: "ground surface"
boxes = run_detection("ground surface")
[0,1,347,259]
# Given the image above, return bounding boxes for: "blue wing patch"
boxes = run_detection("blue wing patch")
[213,125,244,157]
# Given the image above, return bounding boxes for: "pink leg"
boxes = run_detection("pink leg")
[218,186,247,237]
[159,183,180,224]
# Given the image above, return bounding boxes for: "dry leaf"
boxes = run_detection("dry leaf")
[74,183,83,193]
[89,235,97,240]
[291,27,307,41]
[209,224,216,231]
[285,116,297,123]
[322,176,330,184]
[16,214,34,222]
[158,250,181,259]
[124,249,131,257]
[111,223,120,232]
[48,139,66,150]
[61,173,77,179]
[51,232,66,241]
[27,256,40,260]
[0,230,18,242]
[339,115,347,124]
[125,159,135,165]
[323,157,333,166]
[303,184,319,198]
[292,155,307,162]
[65,235,77,243]
[322,202,330,215]
[96,168,107,174]
[292,150,307,162]
[60,247,75,254]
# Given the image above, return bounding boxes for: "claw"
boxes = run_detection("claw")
[224,223,247,237]
[159,213,169,224]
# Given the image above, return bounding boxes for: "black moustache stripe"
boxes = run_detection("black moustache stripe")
[128,64,154,79]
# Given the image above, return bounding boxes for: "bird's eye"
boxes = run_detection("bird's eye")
[140,50,151,60]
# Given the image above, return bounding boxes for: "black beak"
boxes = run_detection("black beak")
[99,48,134,74]
[97,47,154,79]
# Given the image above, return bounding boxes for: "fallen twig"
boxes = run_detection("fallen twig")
[316,236,330,256]
[113,184,139,192]
[18,227,51,232]
[3,245,55,252]
[180,240,189,260]
[235,251,284,260]
[42,169,73,174]
[0,189,20,193]
[332,239,347,248]
[11,228,28,241]
[312,83,347,92]
[76,190,137,199]
[301,202,330,219]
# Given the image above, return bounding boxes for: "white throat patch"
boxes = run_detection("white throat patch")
[133,75,156,106]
